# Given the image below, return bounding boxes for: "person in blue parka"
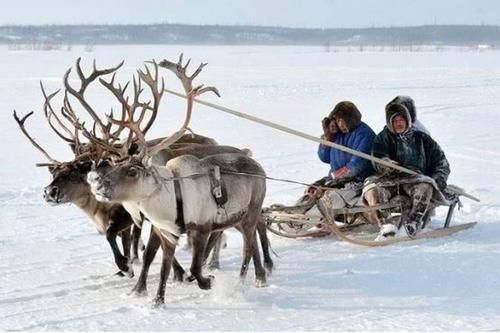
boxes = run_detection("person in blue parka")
[305,101,376,233]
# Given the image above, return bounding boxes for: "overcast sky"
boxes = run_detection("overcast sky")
[3,0,500,28]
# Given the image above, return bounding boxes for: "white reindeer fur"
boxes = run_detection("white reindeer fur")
[90,154,262,245]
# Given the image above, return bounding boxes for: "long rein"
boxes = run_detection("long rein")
[149,167,329,191]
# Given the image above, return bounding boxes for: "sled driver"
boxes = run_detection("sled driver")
[303,101,376,233]
[362,103,450,238]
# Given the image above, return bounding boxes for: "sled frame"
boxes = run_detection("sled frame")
[264,193,473,245]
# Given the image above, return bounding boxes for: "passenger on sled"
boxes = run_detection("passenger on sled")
[302,101,376,233]
[386,95,430,135]
[362,103,451,238]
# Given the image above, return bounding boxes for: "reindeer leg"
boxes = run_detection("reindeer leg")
[130,223,142,264]
[132,227,186,297]
[120,227,131,259]
[250,230,267,287]
[153,234,176,307]
[171,256,186,283]
[234,223,256,285]
[256,217,273,274]
[106,213,134,277]
[239,206,265,285]
[189,227,213,290]
[131,228,160,296]
[204,231,223,270]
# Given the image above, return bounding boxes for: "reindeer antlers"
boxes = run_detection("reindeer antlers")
[145,54,220,156]
[17,54,218,166]
[13,110,60,166]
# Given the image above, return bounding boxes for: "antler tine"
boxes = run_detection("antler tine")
[192,84,221,97]
[40,81,76,143]
[189,62,207,81]
[182,58,191,72]
[72,125,82,156]
[137,60,165,134]
[13,110,60,164]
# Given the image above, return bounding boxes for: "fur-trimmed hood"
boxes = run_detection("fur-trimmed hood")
[386,95,416,122]
[330,101,362,132]
[386,103,412,134]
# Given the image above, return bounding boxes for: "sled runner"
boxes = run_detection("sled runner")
[263,184,478,247]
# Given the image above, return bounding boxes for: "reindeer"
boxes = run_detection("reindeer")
[87,55,271,305]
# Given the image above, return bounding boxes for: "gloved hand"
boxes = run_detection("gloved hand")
[435,178,447,191]
[304,185,318,196]
[321,117,337,141]
[378,157,399,175]
[304,176,332,195]
[322,117,331,136]
[332,166,351,179]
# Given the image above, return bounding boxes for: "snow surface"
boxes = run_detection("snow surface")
[1,45,499,331]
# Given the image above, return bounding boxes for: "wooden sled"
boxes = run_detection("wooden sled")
[263,185,478,247]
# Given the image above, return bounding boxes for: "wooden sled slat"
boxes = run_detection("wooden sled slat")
[333,222,477,247]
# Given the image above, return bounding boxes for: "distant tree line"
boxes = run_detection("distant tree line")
[1,24,500,47]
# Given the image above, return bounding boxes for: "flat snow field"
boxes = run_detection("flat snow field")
[1,45,499,331]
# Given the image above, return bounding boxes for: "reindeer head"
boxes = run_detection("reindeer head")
[44,159,93,204]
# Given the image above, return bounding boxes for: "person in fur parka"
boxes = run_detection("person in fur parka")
[386,95,430,135]
[363,103,450,237]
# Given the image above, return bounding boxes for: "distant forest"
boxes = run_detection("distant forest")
[1,24,500,48]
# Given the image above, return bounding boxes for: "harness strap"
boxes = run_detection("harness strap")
[209,165,228,207]
[173,179,186,233]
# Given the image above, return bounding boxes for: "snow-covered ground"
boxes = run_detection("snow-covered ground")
[1,45,499,331]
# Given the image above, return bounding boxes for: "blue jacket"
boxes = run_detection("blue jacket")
[317,121,375,181]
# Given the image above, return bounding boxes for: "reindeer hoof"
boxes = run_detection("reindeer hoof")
[114,271,126,277]
[265,261,274,275]
[130,282,148,296]
[197,275,214,290]
[132,289,147,297]
[152,296,165,307]
[116,256,131,273]
[255,278,268,288]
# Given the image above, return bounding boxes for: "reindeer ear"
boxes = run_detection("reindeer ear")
[69,143,77,153]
